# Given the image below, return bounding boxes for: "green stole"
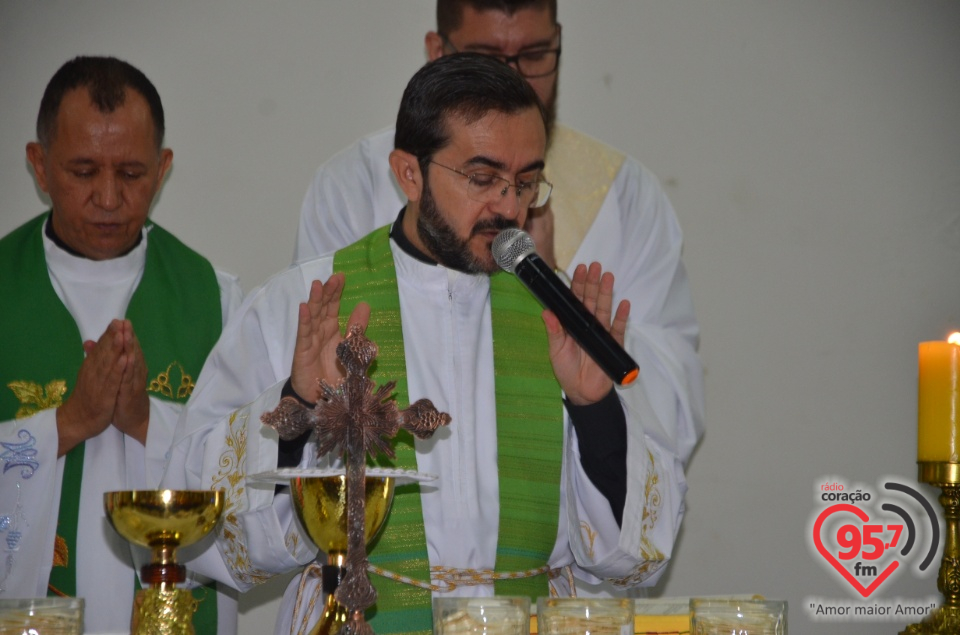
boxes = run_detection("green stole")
[333,226,564,634]
[0,213,222,631]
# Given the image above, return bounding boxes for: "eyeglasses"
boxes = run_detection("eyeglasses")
[429,161,553,209]
[439,26,562,78]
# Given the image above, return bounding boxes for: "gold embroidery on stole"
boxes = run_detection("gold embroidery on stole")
[7,380,67,419]
[53,535,69,568]
[147,362,196,399]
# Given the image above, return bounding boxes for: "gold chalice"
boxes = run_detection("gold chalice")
[104,489,223,634]
[292,475,394,635]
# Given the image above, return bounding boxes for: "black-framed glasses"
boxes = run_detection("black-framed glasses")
[439,26,562,78]
[429,161,553,209]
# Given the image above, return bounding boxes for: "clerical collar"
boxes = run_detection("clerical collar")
[389,207,438,266]
[44,213,143,259]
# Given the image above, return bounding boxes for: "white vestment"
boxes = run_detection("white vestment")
[167,222,697,633]
[0,222,242,635]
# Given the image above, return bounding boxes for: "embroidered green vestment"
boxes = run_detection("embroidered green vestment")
[0,213,222,630]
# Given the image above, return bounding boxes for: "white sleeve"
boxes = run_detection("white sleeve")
[0,410,62,598]
[163,260,334,591]
[561,384,687,588]
[293,128,404,263]
[563,158,704,588]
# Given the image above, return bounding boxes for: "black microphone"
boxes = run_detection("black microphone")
[492,228,639,386]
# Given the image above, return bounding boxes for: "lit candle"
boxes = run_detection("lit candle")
[918,333,960,462]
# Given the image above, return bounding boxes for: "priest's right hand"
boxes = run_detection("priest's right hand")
[290,274,370,403]
[56,319,128,457]
[542,262,631,406]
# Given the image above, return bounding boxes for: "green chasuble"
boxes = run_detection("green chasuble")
[0,213,222,631]
[333,226,565,634]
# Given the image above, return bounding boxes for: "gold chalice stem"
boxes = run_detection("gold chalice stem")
[308,553,349,635]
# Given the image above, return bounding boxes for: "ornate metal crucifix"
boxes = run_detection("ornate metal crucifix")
[262,325,450,635]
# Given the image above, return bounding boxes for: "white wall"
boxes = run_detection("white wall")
[2,2,959,634]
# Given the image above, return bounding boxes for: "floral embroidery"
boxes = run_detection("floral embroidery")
[7,380,66,419]
[578,521,598,560]
[147,362,196,400]
[285,531,302,555]
[0,483,27,594]
[5,531,21,552]
[638,450,664,560]
[211,408,273,586]
[0,430,39,479]
[53,535,69,568]
[610,450,666,588]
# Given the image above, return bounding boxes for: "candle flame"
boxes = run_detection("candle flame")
[949,332,960,345]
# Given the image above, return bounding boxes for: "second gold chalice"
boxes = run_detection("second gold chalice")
[251,467,436,635]
[292,475,394,635]
[104,489,223,634]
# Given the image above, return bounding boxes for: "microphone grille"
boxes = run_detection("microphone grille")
[492,228,535,273]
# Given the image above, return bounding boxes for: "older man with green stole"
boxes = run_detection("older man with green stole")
[0,56,241,634]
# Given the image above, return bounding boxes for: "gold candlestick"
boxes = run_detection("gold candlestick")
[901,462,960,634]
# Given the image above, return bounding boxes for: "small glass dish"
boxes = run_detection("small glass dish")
[0,597,84,635]
[433,596,530,635]
[689,598,786,635]
[536,597,633,635]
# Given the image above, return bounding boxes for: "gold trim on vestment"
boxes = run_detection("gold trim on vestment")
[147,361,196,400]
[611,450,666,586]
[53,535,69,568]
[7,380,66,419]
[545,126,625,270]
[212,408,274,586]
[578,522,598,561]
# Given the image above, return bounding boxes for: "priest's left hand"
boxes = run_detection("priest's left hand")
[542,262,630,406]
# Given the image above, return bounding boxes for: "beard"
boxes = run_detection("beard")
[416,176,518,275]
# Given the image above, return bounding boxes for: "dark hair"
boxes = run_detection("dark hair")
[394,53,545,172]
[36,56,165,150]
[437,0,557,34]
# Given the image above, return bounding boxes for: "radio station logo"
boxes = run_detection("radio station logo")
[809,477,939,598]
